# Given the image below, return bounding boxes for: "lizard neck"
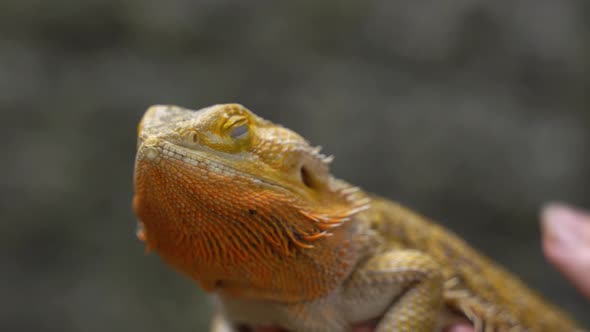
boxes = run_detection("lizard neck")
[134,156,368,302]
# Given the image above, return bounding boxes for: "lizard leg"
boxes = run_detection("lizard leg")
[347,249,444,332]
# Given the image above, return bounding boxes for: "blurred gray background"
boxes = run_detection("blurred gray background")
[2,0,589,331]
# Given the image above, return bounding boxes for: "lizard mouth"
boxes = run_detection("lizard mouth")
[137,137,288,192]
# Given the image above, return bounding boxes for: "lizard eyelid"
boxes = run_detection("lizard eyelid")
[229,124,249,139]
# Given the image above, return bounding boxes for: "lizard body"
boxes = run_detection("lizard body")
[133,104,584,332]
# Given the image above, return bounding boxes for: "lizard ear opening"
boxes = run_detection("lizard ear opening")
[298,158,329,190]
[300,165,315,189]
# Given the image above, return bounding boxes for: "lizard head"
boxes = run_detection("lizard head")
[137,103,334,194]
[133,104,369,300]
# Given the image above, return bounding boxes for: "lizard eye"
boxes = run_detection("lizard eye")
[229,124,248,139]
[222,114,250,140]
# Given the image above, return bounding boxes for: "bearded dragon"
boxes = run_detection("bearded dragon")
[132,104,585,332]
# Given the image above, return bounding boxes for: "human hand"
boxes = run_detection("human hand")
[541,203,590,299]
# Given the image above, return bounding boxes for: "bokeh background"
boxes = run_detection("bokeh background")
[2,1,589,331]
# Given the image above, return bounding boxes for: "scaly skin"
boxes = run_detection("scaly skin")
[133,104,584,332]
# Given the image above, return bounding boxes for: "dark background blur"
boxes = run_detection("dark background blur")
[2,1,589,331]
